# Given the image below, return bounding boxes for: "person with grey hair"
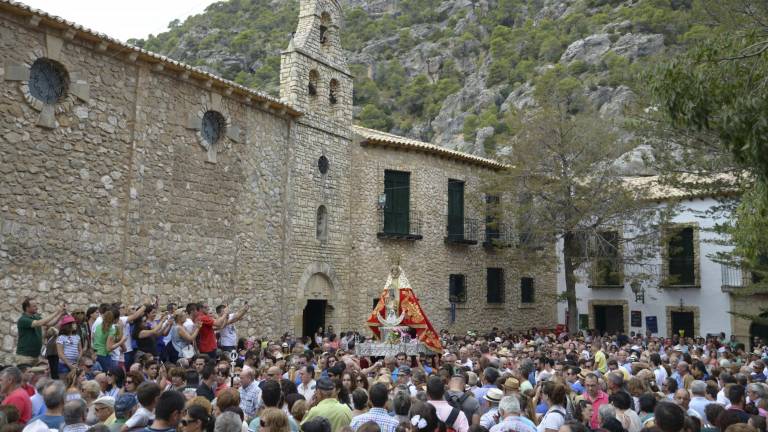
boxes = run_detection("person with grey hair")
[214,411,243,432]
[490,395,536,432]
[597,403,616,426]
[0,366,32,423]
[689,380,713,420]
[30,380,67,429]
[747,382,767,406]
[62,399,89,432]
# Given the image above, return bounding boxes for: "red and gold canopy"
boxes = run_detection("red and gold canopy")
[365,267,442,353]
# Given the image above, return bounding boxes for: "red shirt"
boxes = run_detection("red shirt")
[3,387,32,423]
[197,313,217,353]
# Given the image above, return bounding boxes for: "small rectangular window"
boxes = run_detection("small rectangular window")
[487,268,504,303]
[520,277,534,304]
[449,274,467,303]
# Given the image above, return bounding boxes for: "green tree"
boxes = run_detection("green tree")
[492,85,656,334]
[648,0,768,321]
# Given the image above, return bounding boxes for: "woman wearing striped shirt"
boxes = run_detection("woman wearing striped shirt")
[56,314,81,375]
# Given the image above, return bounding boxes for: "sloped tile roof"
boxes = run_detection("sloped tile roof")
[353,125,507,170]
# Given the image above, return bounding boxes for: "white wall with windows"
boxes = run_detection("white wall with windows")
[555,196,736,338]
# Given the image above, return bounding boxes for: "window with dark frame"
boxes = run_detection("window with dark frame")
[668,226,695,285]
[447,179,465,240]
[520,277,534,303]
[486,268,504,303]
[449,274,467,303]
[383,170,410,235]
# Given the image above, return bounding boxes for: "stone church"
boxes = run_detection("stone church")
[0,0,556,360]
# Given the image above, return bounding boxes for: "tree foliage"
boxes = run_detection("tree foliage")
[647,0,768,316]
[491,81,657,333]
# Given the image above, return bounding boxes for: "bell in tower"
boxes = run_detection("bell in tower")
[280,0,352,127]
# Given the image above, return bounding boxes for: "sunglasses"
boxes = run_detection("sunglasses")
[126,381,134,385]
[181,418,198,426]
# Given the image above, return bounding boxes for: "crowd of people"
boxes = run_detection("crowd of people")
[2,297,768,432]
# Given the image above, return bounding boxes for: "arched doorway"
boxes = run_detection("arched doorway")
[295,262,343,338]
[302,273,332,337]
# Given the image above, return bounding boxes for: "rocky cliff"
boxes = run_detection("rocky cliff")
[129,0,700,162]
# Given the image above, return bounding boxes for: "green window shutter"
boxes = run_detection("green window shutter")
[384,170,410,234]
[668,227,695,285]
[447,180,464,238]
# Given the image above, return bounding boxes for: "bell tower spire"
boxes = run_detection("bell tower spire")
[280,0,352,129]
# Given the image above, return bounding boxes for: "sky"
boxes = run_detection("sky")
[18,0,219,42]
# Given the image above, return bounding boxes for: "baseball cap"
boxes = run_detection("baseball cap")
[115,394,138,418]
[316,377,335,391]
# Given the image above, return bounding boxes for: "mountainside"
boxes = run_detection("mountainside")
[129,0,706,157]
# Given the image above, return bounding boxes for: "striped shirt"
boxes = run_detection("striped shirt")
[56,335,80,364]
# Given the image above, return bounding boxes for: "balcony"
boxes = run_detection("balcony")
[721,264,746,292]
[377,208,423,240]
[445,216,479,245]
[483,222,514,249]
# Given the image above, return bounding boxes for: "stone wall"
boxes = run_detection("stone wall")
[0,0,559,364]
[349,140,558,334]
[0,10,293,362]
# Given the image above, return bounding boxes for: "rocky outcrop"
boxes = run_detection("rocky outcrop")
[611,33,665,61]
[560,33,611,64]
[612,144,657,176]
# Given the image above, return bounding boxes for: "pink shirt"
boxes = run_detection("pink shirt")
[428,400,469,432]
[584,390,609,429]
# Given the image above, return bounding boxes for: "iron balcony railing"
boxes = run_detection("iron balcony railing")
[445,216,479,244]
[483,222,514,248]
[721,264,745,291]
[377,208,423,240]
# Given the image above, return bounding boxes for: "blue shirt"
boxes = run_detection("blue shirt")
[31,415,64,430]
[570,382,585,395]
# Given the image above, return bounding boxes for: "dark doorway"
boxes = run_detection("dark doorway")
[302,300,327,338]
[594,305,624,335]
[750,316,768,350]
[671,311,694,338]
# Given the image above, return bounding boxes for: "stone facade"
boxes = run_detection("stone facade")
[0,0,557,362]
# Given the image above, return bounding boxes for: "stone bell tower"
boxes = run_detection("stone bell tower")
[280,0,352,129]
[279,0,354,336]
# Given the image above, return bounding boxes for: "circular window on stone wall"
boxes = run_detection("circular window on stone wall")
[202,110,226,146]
[318,155,329,174]
[28,58,70,104]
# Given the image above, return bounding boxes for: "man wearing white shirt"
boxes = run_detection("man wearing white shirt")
[297,365,316,401]
[688,381,713,420]
[217,303,250,352]
[651,354,668,389]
